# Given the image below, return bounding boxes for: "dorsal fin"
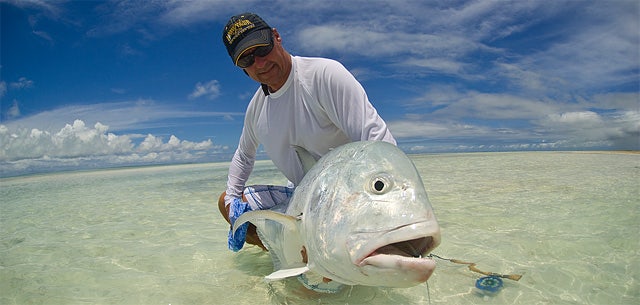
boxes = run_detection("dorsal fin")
[293,145,317,174]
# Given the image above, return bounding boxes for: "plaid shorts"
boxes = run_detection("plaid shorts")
[243,185,294,210]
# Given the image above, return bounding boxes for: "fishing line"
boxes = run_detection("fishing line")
[428,253,523,281]
[425,253,522,298]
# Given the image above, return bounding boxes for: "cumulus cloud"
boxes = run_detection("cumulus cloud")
[0,119,224,177]
[189,80,221,100]
[536,110,639,150]
[1,120,128,161]
[137,134,213,153]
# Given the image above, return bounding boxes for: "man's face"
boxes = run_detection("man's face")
[241,30,290,91]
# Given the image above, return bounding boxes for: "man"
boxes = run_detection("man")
[218,13,396,252]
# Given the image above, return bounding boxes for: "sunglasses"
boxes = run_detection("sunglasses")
[236,43,274,68]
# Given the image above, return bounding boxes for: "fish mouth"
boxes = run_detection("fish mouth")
[368,236,436,258]
[349,221,441,267]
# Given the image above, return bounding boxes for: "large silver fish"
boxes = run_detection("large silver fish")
[232,141,441,291]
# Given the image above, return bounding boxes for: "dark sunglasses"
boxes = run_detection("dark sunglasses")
[236,43,274,68]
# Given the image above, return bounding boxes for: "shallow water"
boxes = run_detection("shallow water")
[1,152,638,304]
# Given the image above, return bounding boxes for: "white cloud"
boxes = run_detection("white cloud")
[137,134,212,153]
[389,109,639,152]
[2,99,242,133]
[0,119,223,177]
[0,120,129,161]
[545,111,603,126]
[84,0,245,37]
[392,90,639,151]
[389,120,526,141]
[590,92,639,111]
[2,0,61,16]
[296,24,481,63]
[535,110,639,150]
[32,30,53,44]
[402,58,467,75]
[189,80,221,100]
[493,63,546,92]
[409,89,559,120]
[389,121,457,139]
[7,100,21,119]
[9,77,34,90]
[158,0,246,25]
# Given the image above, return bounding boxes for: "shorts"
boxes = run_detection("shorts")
[243,185,294,211]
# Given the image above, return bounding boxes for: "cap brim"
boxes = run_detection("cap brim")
[232,28,273,64]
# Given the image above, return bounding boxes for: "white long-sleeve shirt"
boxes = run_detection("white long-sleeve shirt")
[225,55,396,201]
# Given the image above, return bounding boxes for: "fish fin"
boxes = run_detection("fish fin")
[293,145,317,174]
[255,228,285,271]
[265,266,310,281]
[231,210,298,237]
[232,210,306,278]
[254,215,305,274]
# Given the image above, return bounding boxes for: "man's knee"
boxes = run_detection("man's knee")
[218,191,231,224]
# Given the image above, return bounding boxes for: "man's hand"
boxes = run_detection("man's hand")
[227,197,252,251]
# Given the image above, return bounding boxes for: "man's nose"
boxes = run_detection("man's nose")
[254,55,268,67]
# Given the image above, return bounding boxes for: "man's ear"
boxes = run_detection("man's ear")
[273,28,281,42]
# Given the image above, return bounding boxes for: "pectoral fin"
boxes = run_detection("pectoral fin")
[232,210,305,278]
[265,266,310,281]
[232,210,299,237]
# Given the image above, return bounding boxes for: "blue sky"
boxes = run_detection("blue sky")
[1,0,638,177]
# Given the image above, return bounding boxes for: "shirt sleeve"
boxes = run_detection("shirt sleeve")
[315,59,397,145]
[225,92,261,203]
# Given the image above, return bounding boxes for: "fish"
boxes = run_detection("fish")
[232,140,441,291]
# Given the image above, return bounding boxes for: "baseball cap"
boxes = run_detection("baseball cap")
[222,13,273,66]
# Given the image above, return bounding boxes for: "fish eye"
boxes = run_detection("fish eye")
[368,174,393,195]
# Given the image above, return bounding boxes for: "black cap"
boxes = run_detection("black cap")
[222,13,272,66]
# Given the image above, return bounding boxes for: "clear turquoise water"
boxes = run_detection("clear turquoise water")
[1,152,638,304]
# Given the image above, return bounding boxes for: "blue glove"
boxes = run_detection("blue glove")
[227,197,252,252]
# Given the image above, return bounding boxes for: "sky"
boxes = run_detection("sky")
[1,0,639,177]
